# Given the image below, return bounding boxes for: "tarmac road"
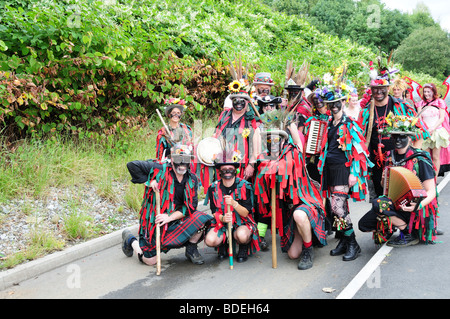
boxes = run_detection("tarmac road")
[1,174,449,301]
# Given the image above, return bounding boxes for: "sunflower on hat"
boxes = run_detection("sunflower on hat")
[228,80,242,93]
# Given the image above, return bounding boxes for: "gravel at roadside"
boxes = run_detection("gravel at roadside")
[0,182,138,265]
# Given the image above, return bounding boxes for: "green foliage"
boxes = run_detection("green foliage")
[0,0,445,141]
[395,26,450,81]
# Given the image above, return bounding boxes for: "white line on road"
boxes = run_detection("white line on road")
[336,244,392,299]
[336,172,450,299]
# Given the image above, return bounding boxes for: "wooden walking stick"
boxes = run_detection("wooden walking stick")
[155,190,162,276]
[227,203,234,270]
[271,187,277,269]
[365,98,375,148]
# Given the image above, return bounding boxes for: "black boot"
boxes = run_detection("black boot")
[387,229,419,247]
[217,244,227,260]
[259,237,269,251]
[237,244,249,263]
[185,242,204,265]
[121,229,136,257]
[343,232,361,261]
[298,246,314,270]
[330,233,347,256]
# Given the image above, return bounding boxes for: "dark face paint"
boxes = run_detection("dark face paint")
[232,98,247,111]
[288,89,302,100]
[393,135,409,149]
[371,86,389,102]
[327,101,342,115]
[219,168,236,180]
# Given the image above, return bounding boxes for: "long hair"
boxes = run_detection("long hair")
[422,83,439,101]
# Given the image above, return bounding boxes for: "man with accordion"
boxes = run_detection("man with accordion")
[358,114,439,246]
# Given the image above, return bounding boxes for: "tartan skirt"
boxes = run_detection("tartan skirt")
[139,211,213,258]
[280,204,327,253]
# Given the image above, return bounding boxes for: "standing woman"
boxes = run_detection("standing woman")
[317,82,373,261]
[155,98,193,161]
[343,92,361,121]
[417,83,450,176]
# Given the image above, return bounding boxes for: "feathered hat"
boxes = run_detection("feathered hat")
[284,59,310,90]
[226,53,252,101]
[360,50,399,87]
[259,108,292,141]
[212,139,243,168]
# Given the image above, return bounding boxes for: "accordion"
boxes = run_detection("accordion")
[383,166,427,211]
[305,119,327,155]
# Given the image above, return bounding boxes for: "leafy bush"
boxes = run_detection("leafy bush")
[0,0,442,142]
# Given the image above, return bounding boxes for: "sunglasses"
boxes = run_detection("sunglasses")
[172,154,192,164]
[257,88,270,95]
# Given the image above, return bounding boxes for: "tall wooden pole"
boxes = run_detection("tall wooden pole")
[155,190,162,276]
[271,187,277,269]
[227,204,233,270]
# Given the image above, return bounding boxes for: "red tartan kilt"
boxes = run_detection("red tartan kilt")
[280,204,327,252]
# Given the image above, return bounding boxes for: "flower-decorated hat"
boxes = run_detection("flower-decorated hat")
[164,98,187,117]
[213,145,243,168]
[228,79,252,101]
[317,65,356,103]
[378,113,420,136]
[253,72,274,86]
[359,51,399,87]
[170,143,194,164]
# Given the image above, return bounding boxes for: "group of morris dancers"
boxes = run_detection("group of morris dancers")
[121,58,447,272]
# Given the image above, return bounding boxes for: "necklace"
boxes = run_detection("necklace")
[373,104,389,168]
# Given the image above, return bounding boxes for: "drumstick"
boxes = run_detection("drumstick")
[155,190,162,276]
[271,187,277,269]
[227,203,234,270]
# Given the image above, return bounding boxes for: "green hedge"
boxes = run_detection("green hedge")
[0,0,441,141]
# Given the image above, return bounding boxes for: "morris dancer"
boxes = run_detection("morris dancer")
[252,72,275,100]
[155,98,193,161]
[359,115,439,246]
[305,88,333,233]
[204,147,260,263]
[254,110,327,270]
[283,60,312,134]
[359,58,429,197]
[317,78,373,261]
[209,83,261,185]
[122,144,213,266]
